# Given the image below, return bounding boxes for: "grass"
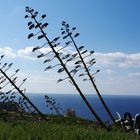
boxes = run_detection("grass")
[0,115,139,140]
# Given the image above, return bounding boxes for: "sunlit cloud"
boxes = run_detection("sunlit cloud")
[94,52,140,68]
[17,47,140,69]
[105,69,116,74]
[17,46,53,60]
[128,72,140,78]
[2,46,139,94]
[17,47,37,60]
[17,46,74,60]
[1,46,139,69]
[0,47,16,58]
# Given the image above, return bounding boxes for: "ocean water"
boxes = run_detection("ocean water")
[25,93,140,122]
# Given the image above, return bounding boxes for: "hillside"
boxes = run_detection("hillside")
[0,112,139,140]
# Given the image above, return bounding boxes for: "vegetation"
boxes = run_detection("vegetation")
[25,7,112,128]
[0,6,139,140]
[0,115,139,140]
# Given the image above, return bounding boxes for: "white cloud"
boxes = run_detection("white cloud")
[128,72,140,78]
[17,46,74,60]
[1,46,140,69]
[105,69,115,74]
[94,52,140,68]
[17,47,37,60]
[17,46,53,60]
[17,47,140,70]
[0,47,16,58]
[1,46,140,94]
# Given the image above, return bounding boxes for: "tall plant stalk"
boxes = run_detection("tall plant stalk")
[45,95,65,122]
[62,23,115,123]
[0,58,47,121]
[0,92,27,120]
[25,7,108,129]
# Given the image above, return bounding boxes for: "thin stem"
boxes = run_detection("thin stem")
[30,12,107,129]
[1,92,27,120]
[0,68,47,121]
[50,102,65,122]
[65,26,115,123]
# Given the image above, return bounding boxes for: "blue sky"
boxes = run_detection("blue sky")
[0,0,140,94]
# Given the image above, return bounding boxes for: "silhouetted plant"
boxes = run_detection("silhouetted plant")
[0,91,27,120]
[25,7,107,129]
[61,21,115,123]
[44,95,65,122]
[18,97,39,121]
[0,55,47,121]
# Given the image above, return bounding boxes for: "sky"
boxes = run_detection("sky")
[0,0,140,95]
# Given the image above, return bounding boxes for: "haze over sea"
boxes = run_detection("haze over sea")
[26,93,140,122]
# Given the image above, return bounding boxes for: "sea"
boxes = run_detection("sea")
[23,93,140,122]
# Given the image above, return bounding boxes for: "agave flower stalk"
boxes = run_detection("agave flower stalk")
[22,100,39,121]
[0,92,27,120]
[0,56,47,121]
[62,22,115,123]
[25,7,108,129]
[45,95,65,122]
